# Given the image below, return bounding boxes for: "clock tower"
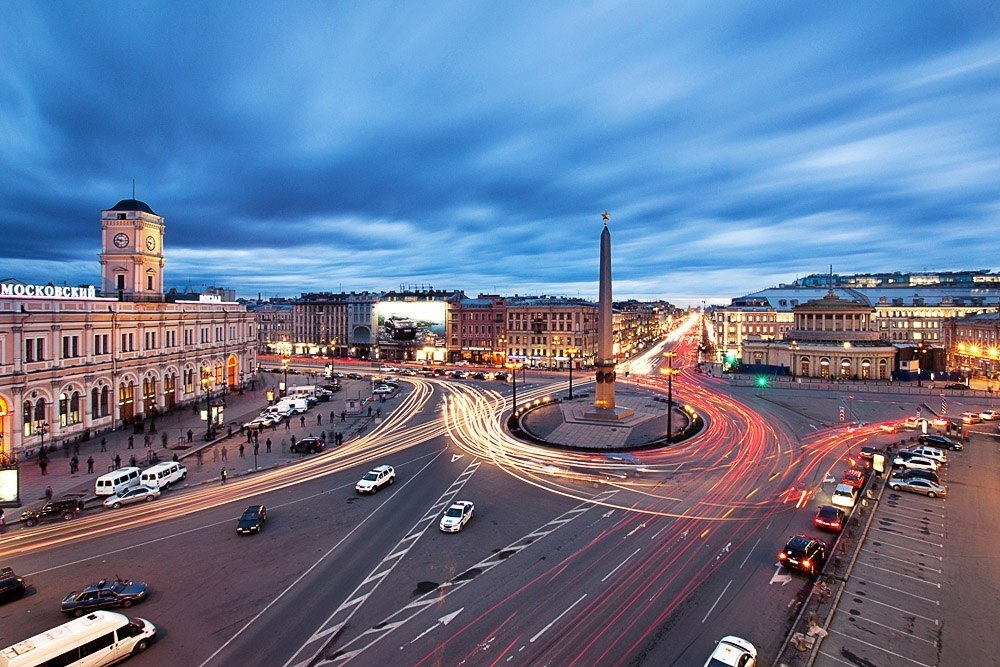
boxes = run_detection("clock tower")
[100,198,165,299]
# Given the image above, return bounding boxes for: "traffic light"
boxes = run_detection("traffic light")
[725,351,738,364]
[755,375,769,388]
[839,406,845,422]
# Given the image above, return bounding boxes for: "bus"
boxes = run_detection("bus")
[0,610,156,667]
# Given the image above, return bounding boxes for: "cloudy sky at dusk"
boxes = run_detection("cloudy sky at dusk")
[1,2,998,306]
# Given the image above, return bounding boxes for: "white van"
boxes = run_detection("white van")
[288,385,319,399]
[139,462,187,489]
[276,397,309,414]
[0,610,156,667]
[95,467,141,497]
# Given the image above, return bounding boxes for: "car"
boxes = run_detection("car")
[841,469,866,489]
[236,504,267,535]
[494,371,509,381]
[0,567,27,605]
[102,485,161,509]
[290,437,325,454]
[330,371,346,379]
[980,410,998,421]
[961,411,982,424]
[917,433,963,451]
[943,382,968,390]
[372,384,394,395]
[877,423,898,433]
[61,577,148,616]
[346,372,364,380]
[897,468,941,484]
[906,446,947,465]
[778,535,827,577]
[20,497,85,527]
[471,371,487,380]
[439,500,475,532]
[889,475,947,498]
[831,483,859,508]
[813,505,846,533]
[893,455,939,472]
[355,465,395,494]
[451,370,467,379]
[703,635,757,667]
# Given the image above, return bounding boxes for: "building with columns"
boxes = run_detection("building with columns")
[0,199,256,462]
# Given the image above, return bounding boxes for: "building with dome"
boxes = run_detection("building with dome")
[0,199,256,471]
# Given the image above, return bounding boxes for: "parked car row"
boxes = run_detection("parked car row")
[889,440,954,498]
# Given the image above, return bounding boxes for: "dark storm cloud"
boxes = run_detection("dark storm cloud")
[1,1,998,305]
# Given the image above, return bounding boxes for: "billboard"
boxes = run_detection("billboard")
[376,301,446,344]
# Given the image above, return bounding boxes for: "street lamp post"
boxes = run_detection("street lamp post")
[239,370,245,396]
[566,348,577,400]
[38,421,49,453]
[281,356,290,398]
[202,376,213,440]
[661,351,677,440]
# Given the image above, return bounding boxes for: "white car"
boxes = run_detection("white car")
[961,411,982,424]
[439,501,475,533]
[979,410,997,421]
[372,384,394,395]
[355,465,395,494]
[893,455,940,472]
[906,446,947,465]
[830,483,858,509]
[102,485,161,509]
[704,635,757,667]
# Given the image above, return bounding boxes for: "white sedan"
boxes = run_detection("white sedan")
[372,384,394,395]
[103,485,161,509]
[703,635,757,667]
[439,501,475,533]
[893,456,940,472]
[980,410,997,421]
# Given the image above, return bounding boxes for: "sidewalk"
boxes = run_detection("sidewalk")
[10,373,388,511]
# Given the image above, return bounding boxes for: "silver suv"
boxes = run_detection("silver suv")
[355,465,395,494]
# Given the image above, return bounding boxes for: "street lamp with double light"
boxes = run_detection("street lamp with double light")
[201,370,214,440]
[566,346,578,400]
[661,351,678,440]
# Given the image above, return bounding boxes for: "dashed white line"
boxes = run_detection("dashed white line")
[601,548,641,582]
[701,579,732,623]
[530,594,588,643]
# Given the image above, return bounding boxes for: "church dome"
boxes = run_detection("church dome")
[109,199,157,215]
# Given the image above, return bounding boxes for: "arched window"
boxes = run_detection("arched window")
[91,387,100,419]
[800,357,811,376]
[819,358,831,378]
[69,391,81,425]
[840,359,851,378]
[23,398,46,436]
[860,359,872,380]
[59,392,70,427]
[878,358,889,380]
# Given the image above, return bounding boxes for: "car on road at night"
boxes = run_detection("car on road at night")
[439,500,475,532]
[907,446,946,465]
[346,372,364,380]
[813,505,846,533]
[703,635,757,667]
[236,505,267,535]
[943,382,968,390]
[961,411,982,424]
[877,423,898,433]
[841,469,866,489]
[20,497,85,527]
[778,535,827,577]
[980,409,997,421]
[372,384,394,395]
[61,578,148,616]
[892,455,939,472]
[831,483,859,508]
[471,371,487,380]
[356,465,395,494]
[917,433,962,451]
[451,370,467,379]
[102,485,161,509]
[889,475,947,498]
[289,437,324,454]
[0,568,27,605]
[494,371,508,381]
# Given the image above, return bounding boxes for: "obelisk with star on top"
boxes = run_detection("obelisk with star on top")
[594,211,617,412]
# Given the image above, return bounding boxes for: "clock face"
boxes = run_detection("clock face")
[113,233,129,248]
[146,236,156,251]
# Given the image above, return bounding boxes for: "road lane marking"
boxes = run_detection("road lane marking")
[833,608,938,645]
[739,538,760,569]
[842,591,940,624]
[855,578,940,604]
[601,548,641,582]
[828,628,935,667]
[530,594,587,643]
[701,579,732,623]
[856,561,941,586]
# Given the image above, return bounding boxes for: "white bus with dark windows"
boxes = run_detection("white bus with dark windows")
[0,610,156,667]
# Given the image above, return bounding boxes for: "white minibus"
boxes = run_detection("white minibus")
[94,467,141,497]
[139,462,187,489]
[0,610,156,667]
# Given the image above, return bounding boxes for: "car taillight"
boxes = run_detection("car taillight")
[778,552,787,561]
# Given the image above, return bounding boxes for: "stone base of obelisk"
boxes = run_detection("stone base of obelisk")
[580,405,635,421]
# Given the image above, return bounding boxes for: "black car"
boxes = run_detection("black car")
[917,434,963,451]
[859,446,877,460]
[290,437,325,454]
[778,535,827,577]
[942,382,968,390]
[61,577,148,616]
[896,468,941,485]
[494,371,509,381]
[0,567,26,604]
[236,504,267,535]
[471,371,487,380]
[813,505,846,533]
[20,497,85,527]
[346,372,364,380]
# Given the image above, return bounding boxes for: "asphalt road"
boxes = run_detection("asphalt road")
[2,358,997,667]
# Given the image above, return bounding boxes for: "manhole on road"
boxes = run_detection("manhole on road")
[452,568,482,583]
[413,581,440,596]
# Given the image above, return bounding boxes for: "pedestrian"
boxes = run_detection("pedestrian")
[87,456,94,474]
[161,432,168,447]
[0,510,5,534]
[172,453,179,462]
[265,437,272,453]
[39,458,48,476]
[320,430,326,442]
[376,408,381,418]
[129,454,137,468]
[290,435,297,449]
[114,453,121,469]
[70,455,79,474]
[220,467,227,484]
[128,435,134,449]
[144,434,151,448]
[228,426,234,440]
[246,429,253,443]
[317,414,322,425]
[73,442,80,456]
[187,429,193,443]
[285,419,290,430]
[239,443,245,458]
[213,448,219,462]
[367,406,372,417]
[253,442,259,456]
[100,437,107,452]
[300,415,306,428]
[221,446,228,461]
[341,410,346,422]
[45,486,53,502]
[329,410,335,422]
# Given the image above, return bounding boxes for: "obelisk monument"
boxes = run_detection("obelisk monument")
[588,211,633,420]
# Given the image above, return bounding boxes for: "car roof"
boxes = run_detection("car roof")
[785,535,818,550]
[244,504,264,512]
[371,465,392,473]
[834,483,855,493]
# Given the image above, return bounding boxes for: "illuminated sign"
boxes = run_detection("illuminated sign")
[1,284,98,299]
[0,468,19,505]
[376,301,447,341]
[199,294,223,302]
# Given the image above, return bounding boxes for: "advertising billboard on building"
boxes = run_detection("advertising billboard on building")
[376,301,446,344]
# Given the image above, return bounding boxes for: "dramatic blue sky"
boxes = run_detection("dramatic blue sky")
[2,2,998,305]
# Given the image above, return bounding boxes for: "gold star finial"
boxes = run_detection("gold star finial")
[601,210,610,225]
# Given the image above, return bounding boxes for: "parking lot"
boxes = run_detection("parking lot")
[815,485,945,666]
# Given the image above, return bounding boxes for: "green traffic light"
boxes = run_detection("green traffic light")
[755,375,768,388]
